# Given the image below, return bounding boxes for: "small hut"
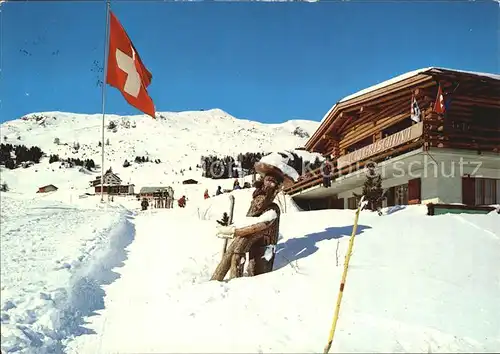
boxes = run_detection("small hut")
[182,179,198,185]
[37,184,58,193]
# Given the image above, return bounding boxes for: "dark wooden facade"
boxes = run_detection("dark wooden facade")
[285,68,500,206]
[94,185,134,195]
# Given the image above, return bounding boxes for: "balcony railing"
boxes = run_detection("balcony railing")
[284,139,424,196]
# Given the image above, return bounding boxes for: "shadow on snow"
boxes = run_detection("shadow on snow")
[273,224,371,270]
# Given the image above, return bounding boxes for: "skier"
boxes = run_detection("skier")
[215,186,222,196]
[204,189,209,199]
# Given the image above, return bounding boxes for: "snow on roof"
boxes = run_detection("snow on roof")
[338,67,433,105]
[140,186,173,194]
[320,67,500,123]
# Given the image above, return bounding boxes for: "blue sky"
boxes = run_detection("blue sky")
[0,0,498,124]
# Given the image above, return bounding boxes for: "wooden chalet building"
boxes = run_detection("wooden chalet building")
[285,67,500,210]
[91,170,135,195]
[139,186,174,208]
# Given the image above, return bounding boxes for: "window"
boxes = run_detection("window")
[394,184,409,206]
[462,177,499,205]
[383,184,410,207]
[382,118,413,137]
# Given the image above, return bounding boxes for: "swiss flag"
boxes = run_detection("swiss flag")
[106,11,156,118]
[433,84,446,115]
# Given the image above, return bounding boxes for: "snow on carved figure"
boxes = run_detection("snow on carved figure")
[211,157,297,281]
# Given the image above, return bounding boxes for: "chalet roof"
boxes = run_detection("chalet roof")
[95,183,133,187]
[182,179,198,184]
[307,67,500,151]
[39,184,57,189]
[92,171,121,181]
[139,186,173,194]
[320,67,500,123]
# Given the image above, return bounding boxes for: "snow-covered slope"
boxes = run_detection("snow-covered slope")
[61,199,499,354]
[2,108,498,354]
[0,109,320,194]
[1,183,499,353]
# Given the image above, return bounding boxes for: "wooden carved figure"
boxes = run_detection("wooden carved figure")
[211,161,295,281]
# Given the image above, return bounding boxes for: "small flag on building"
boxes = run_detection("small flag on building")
[410,95,421,122]
[106,11,156,118]
[433,84,446,115]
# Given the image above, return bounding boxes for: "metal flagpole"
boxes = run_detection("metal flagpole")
[100,0,111,203]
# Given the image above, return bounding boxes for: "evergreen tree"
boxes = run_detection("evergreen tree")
[216,212,230,226]
[49,154,60,163]
[353,165,384,212]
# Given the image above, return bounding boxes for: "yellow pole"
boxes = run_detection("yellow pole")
[323,196,364,354]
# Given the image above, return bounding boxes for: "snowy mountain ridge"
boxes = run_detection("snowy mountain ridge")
[0,109,320,193]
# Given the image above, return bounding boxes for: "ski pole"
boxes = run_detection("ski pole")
[323,196,365,354]
[222,194,235,258]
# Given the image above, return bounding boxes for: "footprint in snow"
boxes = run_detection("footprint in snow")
[2,300,16,311]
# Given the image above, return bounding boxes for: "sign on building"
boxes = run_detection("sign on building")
[337,122,423,169]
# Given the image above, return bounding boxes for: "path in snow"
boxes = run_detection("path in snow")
[0,194,134,354]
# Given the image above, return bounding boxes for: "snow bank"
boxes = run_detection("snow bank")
[65,204,500,353]
[0,193,133,354]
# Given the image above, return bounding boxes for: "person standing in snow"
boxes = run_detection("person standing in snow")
[233,179,241,190]
[322,158,333,188]
[204,189,210,199]
[178,195,186,208]
[215,186,222,196]
[211,161,294,280]
[141,198,149,211]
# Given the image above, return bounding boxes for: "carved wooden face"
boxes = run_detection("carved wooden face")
[247,175,280,216]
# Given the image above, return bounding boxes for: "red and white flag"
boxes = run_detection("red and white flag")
[106,11,156,118]
[433,84,446,115]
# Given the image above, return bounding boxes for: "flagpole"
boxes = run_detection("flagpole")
[100,0,111,203]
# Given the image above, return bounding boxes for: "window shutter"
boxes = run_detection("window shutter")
[462,176,476,205]
[408,178,421,204]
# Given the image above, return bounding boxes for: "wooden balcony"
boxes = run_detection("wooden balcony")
[284,139,424,196]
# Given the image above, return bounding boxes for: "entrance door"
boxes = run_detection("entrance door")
[386,187,395,207]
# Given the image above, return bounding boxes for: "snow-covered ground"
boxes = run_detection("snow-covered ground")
[1,110,499,353]
[2,184,499,353]
[54,189,498,354]
[0,109,320,353]
[0,193,134,353]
